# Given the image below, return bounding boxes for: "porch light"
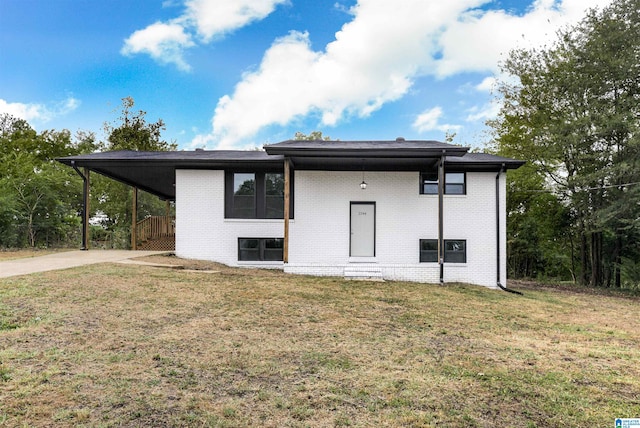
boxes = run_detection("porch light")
[360,169,367,189]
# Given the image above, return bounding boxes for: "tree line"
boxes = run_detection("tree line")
[492,0,640,288]
[0,97,174,249]
[3,0,639,290]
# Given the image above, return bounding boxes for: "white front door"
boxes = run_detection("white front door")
[350,202,375,257]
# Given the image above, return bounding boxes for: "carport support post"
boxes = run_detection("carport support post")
[131,186,138,250]
[82,168,90,250]
[71,162,90,250]
[283,159,290,264]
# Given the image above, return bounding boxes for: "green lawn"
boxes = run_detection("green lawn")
[1,257,639,427]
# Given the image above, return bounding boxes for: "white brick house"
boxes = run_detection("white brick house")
[59,139,524,290]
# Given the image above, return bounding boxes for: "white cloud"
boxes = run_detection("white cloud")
[412,107,461,133]
[466,102,501,122]
[200,0,614,148]
[122,0,286,70]
[207,0,479,148]
[184,0,287,42]
[0,97,80,124]
[122,22,195,71]
[434,0,615,77]
[475,76,496,93]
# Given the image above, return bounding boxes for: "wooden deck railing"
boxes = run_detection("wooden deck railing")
[136,215,175,245]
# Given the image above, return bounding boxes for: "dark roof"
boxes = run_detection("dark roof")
[446,152,524,171]
[264,139,469,158]
[57,150,284,200]
[58,149,282,163]
[263,139,472,171]
[57,142,523,201]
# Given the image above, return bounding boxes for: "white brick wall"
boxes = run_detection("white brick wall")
[287,170,506,288]
[175,168,508,288]
[175,169,283,267]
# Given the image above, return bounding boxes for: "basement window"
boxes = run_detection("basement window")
[238,238,284,261]
[419,239,467,263]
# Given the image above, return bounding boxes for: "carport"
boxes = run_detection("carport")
[57,150,283,250]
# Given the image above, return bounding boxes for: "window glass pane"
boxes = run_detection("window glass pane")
[445,184,464,194]
[263,238,284,261]
[234,173,255,193]
[445,173,465,195]
[233,173,255,218]
[421,172,438,194]
[420,240,437,251]
[264,238,283,249]
[265,173,284,219]
[419,239,438,263]
[446,173,464,184]
[423,183,439,194]
[238,238,260,261]
[265,173,284,196]
[444,240,466,263]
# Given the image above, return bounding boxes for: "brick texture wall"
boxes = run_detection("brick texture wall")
[287,171,506,288]
[175,169,283,267]
[175,168,507,289]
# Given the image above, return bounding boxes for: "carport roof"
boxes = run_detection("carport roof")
[57,149,284,201]
[57,141,524,201]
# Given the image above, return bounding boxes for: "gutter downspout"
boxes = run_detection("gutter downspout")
[70,161,89,250]
[496,163,522,295]
[438,153,445,284]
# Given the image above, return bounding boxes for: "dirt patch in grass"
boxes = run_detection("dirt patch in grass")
[1,261,639,427]
[132,253,228,272]
[512,279,640,300]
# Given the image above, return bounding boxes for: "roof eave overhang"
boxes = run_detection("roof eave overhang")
[57,155,287,202]
[265,145,470,171]
[264,147,469,158]
[445,160,526,172]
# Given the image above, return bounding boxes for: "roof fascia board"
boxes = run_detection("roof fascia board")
[445,160,525,171]
[265,147,469,158]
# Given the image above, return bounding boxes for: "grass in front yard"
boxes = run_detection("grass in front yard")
[1,259,639,427]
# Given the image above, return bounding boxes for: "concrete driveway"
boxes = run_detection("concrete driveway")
[0,250,168,278]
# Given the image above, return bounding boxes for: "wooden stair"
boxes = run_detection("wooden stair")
[135,216,175,251]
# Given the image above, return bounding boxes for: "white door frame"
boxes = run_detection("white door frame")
[350,201,376,257]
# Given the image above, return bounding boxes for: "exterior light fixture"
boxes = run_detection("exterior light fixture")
[360,168,367,189]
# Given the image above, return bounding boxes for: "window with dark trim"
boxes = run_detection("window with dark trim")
[225,171,292,219]
[419,239,467,263]
[420,172,466,195]
[238,238,283,261]
[445,173,465,195]
[232,173,256,218]
[265,173,284,218]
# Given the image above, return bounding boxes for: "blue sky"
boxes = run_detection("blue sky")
[0,0,614,150]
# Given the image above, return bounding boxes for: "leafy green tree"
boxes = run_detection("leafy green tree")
[294,131,332,141]
[0,114,97,248]
[503,163,572,280]
[101,96,175,152]
[91,97,176,248]
[492,0,640,287]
